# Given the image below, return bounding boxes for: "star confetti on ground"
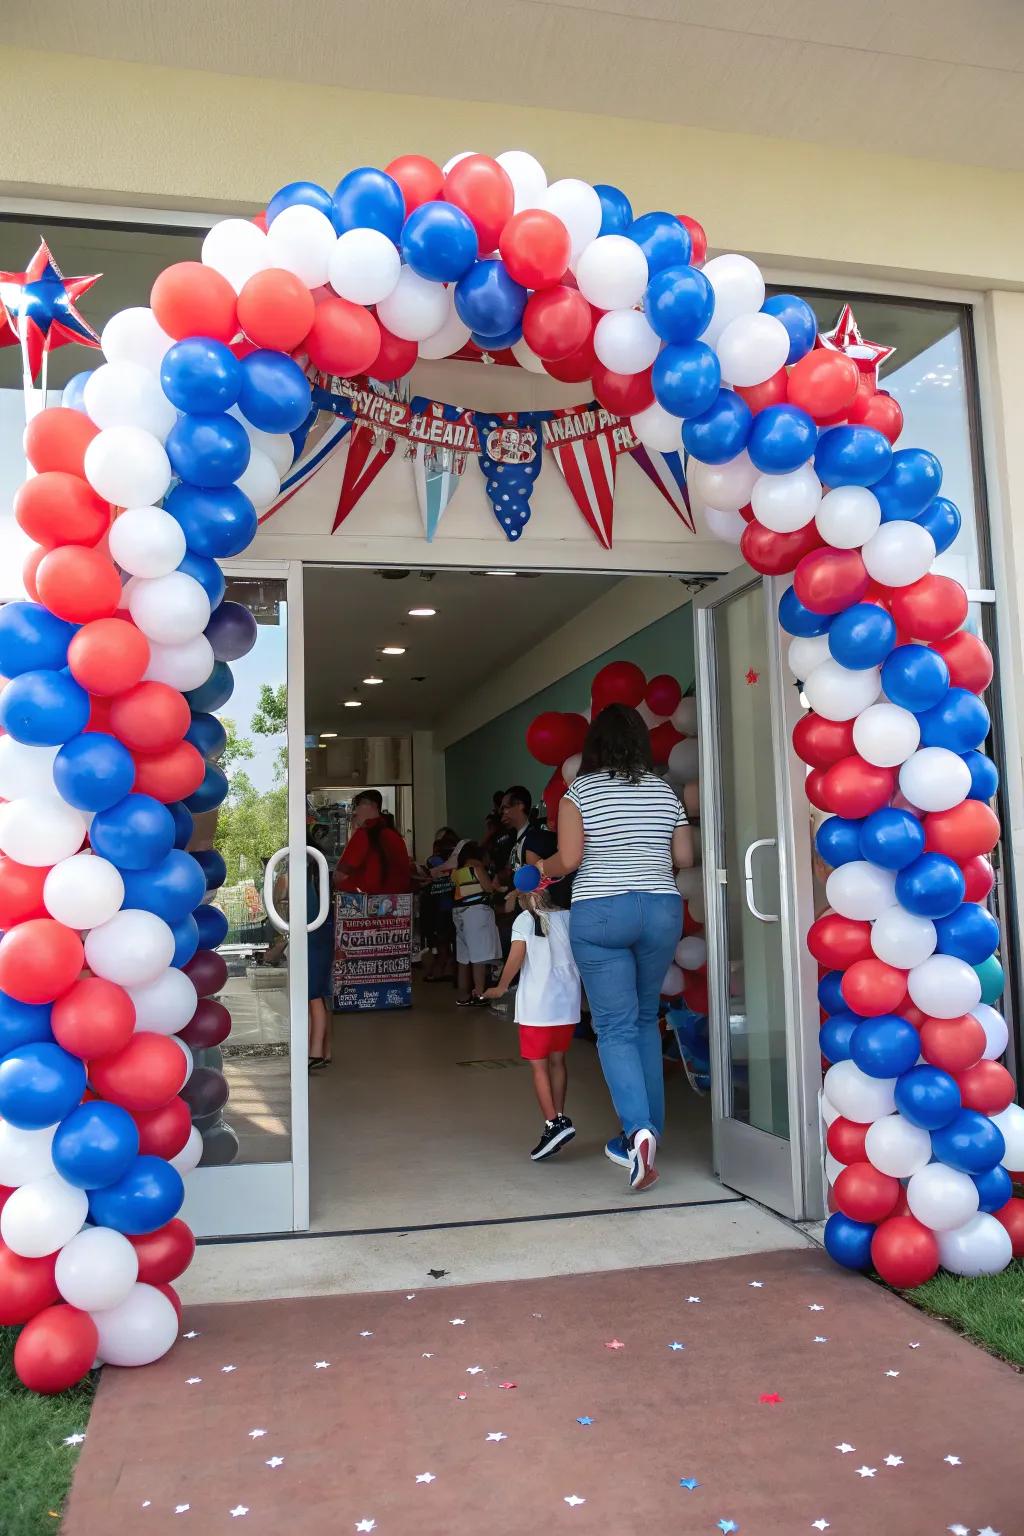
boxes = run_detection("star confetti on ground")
[248,1429,267,1440]
[466,1365,484,1375]
[174,1506,190,1516]
[604,1338,625,1349]
[947,1527,970,1536]
[884,1455,903,1467]
[406,1294,416,1300]
[577,1417,594,1427]
[359,1331,374,1338]
[884,1370,900,1378]
[428,1269,448,1279]
[486,1432,507,1442]
[499,1381,517,1390]
[812,1522,830,1531]
[266,1457,284,1469]
[748,1280,763,1288]
[686,1295,701,1303]
[745,669,759,686]
[183,1331,200,1340]
[314,1361,331,1369]
[221,1365,237,1373]
[813,1336,828,1344]
[141,1502,151,1509]
[63,1433,86,1446]
[759,1393,782,1404]
[457,1392,468,1400]
[808,1304,824,1312]
[835,1443,855,1454]
[355,1521,376,1533]
[449,1318,465,1326]
[908,1341,921,1349]
[944,1454,962,1466]
[717,1520,739,1534]
[668,1341,685,1351]
[229,1507,248,1518]
[415,1473,436,1484]
[856,1466,876,1478]
[564,1495,586,1508]
[421,1352,434,1359]
[679,1477,700,1491]
[186,1378,202,1386]
[978,1526,1003,1535]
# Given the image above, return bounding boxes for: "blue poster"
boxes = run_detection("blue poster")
[332,892,412,1011]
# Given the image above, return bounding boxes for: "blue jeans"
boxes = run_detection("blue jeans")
[570,892,682,1141]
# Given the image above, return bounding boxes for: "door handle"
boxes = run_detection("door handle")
[263,846,332,934]
[743,837,779,923]
[307,846,330,931]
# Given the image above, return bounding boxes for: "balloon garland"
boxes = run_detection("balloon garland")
[1,151,1021,1395]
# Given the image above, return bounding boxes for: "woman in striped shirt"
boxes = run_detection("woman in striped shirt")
[538,704,694,1192]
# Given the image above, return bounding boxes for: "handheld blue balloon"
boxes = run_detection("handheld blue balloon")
[514,864,542,892]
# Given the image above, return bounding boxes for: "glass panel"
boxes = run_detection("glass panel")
[715,584,790,1137]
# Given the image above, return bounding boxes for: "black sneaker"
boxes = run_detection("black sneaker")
[530,1115,576,1161]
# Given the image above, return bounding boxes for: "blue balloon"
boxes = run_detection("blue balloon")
[819,1011,859,1063]
[332,167,405,241]
[184,760,229,814]
[815,815,864,868]
[814,425,893,488]
[52,1101,139,1190]
[121,849,206,924]
[177,552,225,609]
[0,1042,86,1130]
[858,807,925,871]
[682,391,751,465]
[90,794,175,871]
[779,586,832,638]
[873,448,942,523]
[626,211,691,274]
[470,324,522,350]
[400,200,478,282]
[652,342,721,418]
[453,260,527,339]
[194,903,229,950]
[918,688,990,753]
[931,1109,1005,1175]
[761,294,818,364]
[185,712,227,760]
[185,662,234,715]
[962,749,999,802]
[205,602,256,663]
[166,412,250,488]
[0,668,90,746]
[193,847,227,891]
[168,800,195,850]
[170,913,200,968]
[87,1153,185,1235]
[894,1064,961,1130]
[0,993,52,1056]
[53,731,136,812]
[828,603,897,670]
[895,853,966,919]
[0,602,77,678]
[747,405,817,474]
[917,495,961,555]
[165,483,257,561]
[824,1212,875,1271]
[595,184,633,235]
[645,264,714,344]
[161,338,241,415]
[514,864,541,892]
[267,180,336,228]
[881,644,949,713]
[850,1016,921,1078]
[817,971,846,1014]
[973,1163,1013,1214]
[237,351,311,434]
[61,370,94,412]
[934,903,1000,965]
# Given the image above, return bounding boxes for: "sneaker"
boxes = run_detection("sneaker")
[530,1115,576,1161]
[604,1134,630,1167]
[629,1128,658,1191]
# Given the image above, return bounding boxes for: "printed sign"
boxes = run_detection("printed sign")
[332,891,413,1011]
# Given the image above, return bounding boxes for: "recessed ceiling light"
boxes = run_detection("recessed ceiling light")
[486,570,517,576]
[344,699,362,708]
[319,732,337,739]
[316,743,327,749]
[381,646,406,655]
[408,607,436,617]
[363,676,383,685]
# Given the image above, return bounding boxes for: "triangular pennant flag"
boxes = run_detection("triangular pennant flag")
[630,444,695,534]
[331,424,396,533]
[547,430,617,549]
[412,444,467,542]
[259,414,352,526]
[474,413,543,542]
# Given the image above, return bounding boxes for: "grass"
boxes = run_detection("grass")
[901,1260,1024,1369]
[0,1328,96,1536]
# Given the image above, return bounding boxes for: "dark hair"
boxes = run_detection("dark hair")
[458,840,484,867]
[492,789,505,808]
[503,785,533,815]
[579,704,653,784]
[353,789,383,812]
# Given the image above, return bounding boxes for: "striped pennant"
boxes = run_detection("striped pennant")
[258,411,351,526]
[331,424,397,533]
[546,432,617,549]
[629,444,694,534]
[412,444,466,542]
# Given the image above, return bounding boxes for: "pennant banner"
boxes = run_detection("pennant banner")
[629,444,695,535]
[542,405,637,550]
[474,412,543,541]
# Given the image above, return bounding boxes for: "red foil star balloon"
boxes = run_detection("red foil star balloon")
[0,240,102,382]
[815,303,895,384]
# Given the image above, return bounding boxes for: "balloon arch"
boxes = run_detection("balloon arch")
[1,151,1022,1393]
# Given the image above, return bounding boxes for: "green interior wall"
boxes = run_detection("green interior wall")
[444,601,694,836]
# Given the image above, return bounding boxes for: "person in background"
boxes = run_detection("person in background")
[500,784,571,908]
[485,788,514,875]
[334,789,412,895]
[419,827,458,981]
[537,704,693,1193]
[450,839,505,1005]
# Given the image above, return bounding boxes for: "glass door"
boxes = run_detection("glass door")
[694,567,824,1220]
[180,561,311,1236]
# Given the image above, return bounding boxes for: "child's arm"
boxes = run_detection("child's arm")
[480,941,526,998]
[470,858,507,895]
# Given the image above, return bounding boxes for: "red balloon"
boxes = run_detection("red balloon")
[925,801,999,861]
[237,268,315,352]
[151,261,238,343]
[0,858,49,929]
[683,972,708,1014]
[888,575,968,643]
[36,546,121,624]
[154,1279,183,1322]
[787,350,860,421]
[14,1303,98,1393]
[544,334,596,384]
[834,1162,901,1224]
[841,958,908,1017]
[993,1196,1024,1258]
[369,325,418,383]
[793,548,869,616]
[178,997,231,1049]
[14,472,109,549]
[896,1001,928,1029]
[526,711,576,767]
[0,1241,60,1325]
[24,407,99,477]
[806,913,873,969]
[740,518,821,576]
[961,855,996,903]
[0,919,83,1004]
[649,722,683,766]
[956,1059,1014,1114]
[735,368,788,415]
[385,154,443,214]
[677,214,707,267]
[851,387,904,444]
[522,286,591,362]
[443,155,515,253]
[932,630,994,694]
[128,1217,196,1284]
[919,1014,987,1074]
[561,713,589,757]
[592,661,647,710]
[108,681,191,753]
[68,617,150,696]
[133,1096,192,1158]
[132,740,206,804]
[591,361,654,416]
[870,1215,939,1288]
[542,768,566,829]
[89,1033,188,1112]
[183,949,229,998]
[52,977,136,1059]
[792,714,855,769]
[304,297,380,377]
[821,756,895,818]
[499,210,572,291]
[805,767,834,812]
[22,545,44,603]
[85,694,114,735]
[646,674,682,717]
[826,1117,868,1165]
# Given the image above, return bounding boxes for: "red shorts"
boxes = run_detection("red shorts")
[519,1024,576,1060]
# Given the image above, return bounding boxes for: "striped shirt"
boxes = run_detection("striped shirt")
[564,771,688,901]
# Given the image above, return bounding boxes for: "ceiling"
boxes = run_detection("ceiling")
[9,0,1024,172]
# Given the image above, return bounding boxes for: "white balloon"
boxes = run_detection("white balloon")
[44,853,124,930]
[676,936,707,970]
[561,752,582,786]
[510,337,547,374]
[443,151,476,174]
[101,307,174,374]
[826,860,897,921]
[233,446,280,511]
[907,1163,980,1232]
[716,312,790,387]
[328,228,401,305]
[672,698,698,735]
[542,179,602,260]
[418,290,472,360]
[202,218,272,292]
[788,634,831,679]
[675,866,702,900]
[227,407,294,477]
[376,267,450,343]
[862,521,937,588]
[972,1003,1009,1061]
[908,954,982,1019]
[170,1124,204,1176]
[865,1112,932,1177]
[84,425,171,508]
[172,1034,194,1084]
[92,1281,179,1367]
[593,308,661,374]
[871,905,937,969]
[824,1152,846,1185]
[128,572,211,646]
[936,1212,1013,1277]
[991,1102,1024,1170]
[702,503,747,544]
[84,361,177,441]
[143,633,215,691]
[898,747,972,813]
[630,401,683,452]
[56,1225,139,1312]
[751,464,822,534]
[108,506,186,578]
[803,660,881,722]
[0,1121,56,1187]
[636,701,663,728]
[496,150,547,211]
[661,962,684,996]
[853,702,921,768]
[85,910,176,988]
[823,1060,897,1124]
[0,794,87,866]
[700,254,765,346]
[816,486,881,550]
[687,450,759,513]
[575,235,648,311]
[0,738,57,800]
[128,968,198,1036]
[820,1093,841,1127]
[0,1174,88,1257]
[668,738,699,781]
